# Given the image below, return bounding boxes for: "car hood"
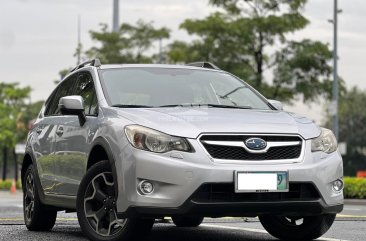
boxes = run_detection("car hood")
[113,107,321,140]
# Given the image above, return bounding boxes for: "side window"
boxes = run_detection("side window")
[89,93,98,116]
[75,72,98,116]
[44,91,57,116]
[45,74,77,116]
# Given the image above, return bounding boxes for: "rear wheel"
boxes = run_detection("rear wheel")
[172,216,204,227]
[23,165,57,231]
[77,161,154,241]
[259,214,336,241]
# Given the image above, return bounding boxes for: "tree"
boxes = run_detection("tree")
[86,20,170,64]
[324,87,366,176]
[57,21,170,84]
[23,100,45,126]
[0,83,31,180]
[272,40,335,102]
[167,0,335,103]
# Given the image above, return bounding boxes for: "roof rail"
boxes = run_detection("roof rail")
[186,62,220,70]
[69,59,102,73]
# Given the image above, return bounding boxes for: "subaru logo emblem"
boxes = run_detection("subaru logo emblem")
[245,138,267,150]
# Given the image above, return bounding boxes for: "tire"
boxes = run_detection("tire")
[23,164,57,231]
[259,214,336,241]
[172,216,204,227]
[76,161,154,241]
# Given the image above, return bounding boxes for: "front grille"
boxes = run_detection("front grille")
[191,183,320,203]
[203,145,301,160]
[200,135,301,142]
[200,135,302,160]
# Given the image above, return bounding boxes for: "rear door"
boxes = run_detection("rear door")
[53,71,99,196]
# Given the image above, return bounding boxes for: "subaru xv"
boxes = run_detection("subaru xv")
[22,60,343,241]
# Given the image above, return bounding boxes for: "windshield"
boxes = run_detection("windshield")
[99,68,271,110]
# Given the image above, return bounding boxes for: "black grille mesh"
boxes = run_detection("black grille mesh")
[201,135,302,160]
[191,183,320,203]
[200,135,301,142]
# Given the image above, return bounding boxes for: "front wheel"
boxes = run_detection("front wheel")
[23,165,57,231]
[76,161,154,241]
[259,214,336,241]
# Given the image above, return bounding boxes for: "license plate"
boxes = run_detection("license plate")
[235,172,289,193]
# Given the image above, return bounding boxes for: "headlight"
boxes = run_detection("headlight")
[124,125,192,153]
[311,128,338,154]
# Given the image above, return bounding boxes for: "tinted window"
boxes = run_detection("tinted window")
[45,74,77,116]
[75,72,98,116]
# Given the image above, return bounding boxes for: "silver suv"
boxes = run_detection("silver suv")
[22,60,343,241]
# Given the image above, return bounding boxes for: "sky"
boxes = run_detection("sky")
[0,0,365,124]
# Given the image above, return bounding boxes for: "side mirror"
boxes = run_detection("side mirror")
[268,99,284,111]
[59,96,86,126]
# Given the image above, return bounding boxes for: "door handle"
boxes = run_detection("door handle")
[56,126,64,136]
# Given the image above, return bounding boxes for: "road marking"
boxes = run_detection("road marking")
[337,214,366,218]
[344,208,362,211]
[0,218,23,221]
[57,218,78,221]
[201,224,267,233]
[201,224,352,241]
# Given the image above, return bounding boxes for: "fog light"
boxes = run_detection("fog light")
[332,179,344,192]
[138,180,154,195]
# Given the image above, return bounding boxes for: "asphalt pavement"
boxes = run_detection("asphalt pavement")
[0,191,365,241]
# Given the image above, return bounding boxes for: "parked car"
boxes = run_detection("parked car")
[22,60,343,241]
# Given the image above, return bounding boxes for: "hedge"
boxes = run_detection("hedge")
[0,180,22,190]
[344,177,366,199]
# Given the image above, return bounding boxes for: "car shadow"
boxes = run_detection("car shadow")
[13,222,276,241]
[146,224,276,241]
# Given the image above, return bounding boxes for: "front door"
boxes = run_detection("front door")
[53,71,99,196]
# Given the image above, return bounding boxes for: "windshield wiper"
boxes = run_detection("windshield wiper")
[157,104,185,108]
[219,86,246,99]
[112,104,154,108]
[157,104,252,109]
[204,104,252,109]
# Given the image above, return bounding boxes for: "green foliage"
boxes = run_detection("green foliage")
[61,0,337,105]
[344,177,366,199]
[0,83,31,148]
[0,83,40,172]
[0,179,22,190]
[325,87,366,176]
[167,0,334,103]
[86,20,170,64]
[272,40,334,103]
[169,13,258,83]
[23,100,44,125]
[210,0,308,15]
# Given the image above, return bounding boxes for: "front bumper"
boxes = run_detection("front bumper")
[117,200,343,218]
[114,139,344,218]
